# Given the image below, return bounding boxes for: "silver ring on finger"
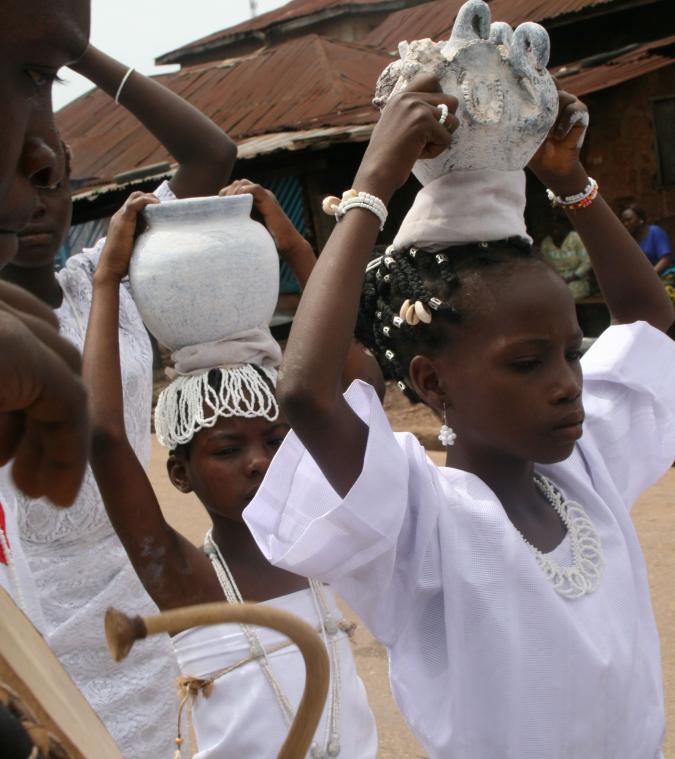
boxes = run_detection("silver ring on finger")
[437,103,449,126]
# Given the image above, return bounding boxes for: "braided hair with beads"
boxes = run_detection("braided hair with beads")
[355,238,536,403]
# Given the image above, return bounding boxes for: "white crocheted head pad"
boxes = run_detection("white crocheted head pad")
[154,325,283,450]
[392,168,532,251]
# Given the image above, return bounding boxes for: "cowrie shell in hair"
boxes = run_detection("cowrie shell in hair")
[414,300,432,324]
[399,299,411,320]
[322,195,341,215]
[405,304,420,325]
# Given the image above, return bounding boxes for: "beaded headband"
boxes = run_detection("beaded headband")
[155,364,279,450]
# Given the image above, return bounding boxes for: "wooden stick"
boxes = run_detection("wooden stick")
[105,601,330,759]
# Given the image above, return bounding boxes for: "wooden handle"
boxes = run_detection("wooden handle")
[105,602,329,759]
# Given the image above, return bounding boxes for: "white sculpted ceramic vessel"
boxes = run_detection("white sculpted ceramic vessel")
[129,194,279,350]
[373,0,559,184]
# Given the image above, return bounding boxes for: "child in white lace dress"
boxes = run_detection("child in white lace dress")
[82,182,379,758]
[0,45,236,758]
[243,78,675,759]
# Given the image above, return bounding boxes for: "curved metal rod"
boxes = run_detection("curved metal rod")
[105,602,330,759]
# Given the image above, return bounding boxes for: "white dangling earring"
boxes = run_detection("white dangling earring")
[438,403,456,447]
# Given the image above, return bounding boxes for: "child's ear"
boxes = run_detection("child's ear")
[408,353,451,415]
[167,454,193,494]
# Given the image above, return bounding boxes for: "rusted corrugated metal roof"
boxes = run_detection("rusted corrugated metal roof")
[554,34,675,95]
[157,0,422,64]
[363,0,620,50]
[57,35,391,181]
[71,124,376,203]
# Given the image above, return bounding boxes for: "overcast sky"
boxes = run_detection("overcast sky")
[53,0,288,111]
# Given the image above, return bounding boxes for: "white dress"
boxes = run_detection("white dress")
[245,321,675,759]
[173,586,378,758]
[1,182,180,759]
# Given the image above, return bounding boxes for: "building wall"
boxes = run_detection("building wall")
[583,64,675,238]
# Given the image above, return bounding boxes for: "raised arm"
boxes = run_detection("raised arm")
[276,78,457,496]
[70,45,237,198]
[83,193,221,611]
[219,179,386,397]
[529,92,674,333]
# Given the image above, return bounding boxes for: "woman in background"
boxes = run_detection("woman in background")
[0,44,236,758]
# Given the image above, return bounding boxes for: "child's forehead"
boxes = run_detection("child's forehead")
[192,412,289,442]
[451,262,576,339]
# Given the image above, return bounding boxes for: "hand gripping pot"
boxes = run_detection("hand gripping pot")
[373,0,559,184]
[129,194,279,351]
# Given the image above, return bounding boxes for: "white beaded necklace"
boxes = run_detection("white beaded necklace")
[518,475,605,599]
[204,530,342,758]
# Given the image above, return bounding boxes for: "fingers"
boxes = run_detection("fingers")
[0,281,59,329]
[118,191,160,219]
[552,91,589,141]
[402,73,444,95]
[0,305,81,374]
[0,313,88,506]
[219,179,263,197]
[0,286,81,373]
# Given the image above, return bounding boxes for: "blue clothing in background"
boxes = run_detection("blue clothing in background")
[639,224,672,264]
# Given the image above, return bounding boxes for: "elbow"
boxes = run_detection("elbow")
[90,422,128,457]
[277,376,336,430]
[209,134,237,176]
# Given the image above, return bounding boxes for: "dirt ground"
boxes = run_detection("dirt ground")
[154,385,675,758]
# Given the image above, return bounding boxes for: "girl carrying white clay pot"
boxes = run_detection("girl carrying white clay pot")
[243,73,675,759]
[83,180,380,759]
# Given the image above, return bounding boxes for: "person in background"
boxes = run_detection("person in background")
[621,205,673,275]
[540,210,593,299]
[0,44,236,759]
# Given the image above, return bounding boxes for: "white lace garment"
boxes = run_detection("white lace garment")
[6,183,180,758]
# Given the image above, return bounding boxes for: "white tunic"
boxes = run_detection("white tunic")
[245,321,675,759]
[172,586,378,758]
[0,182,180,759]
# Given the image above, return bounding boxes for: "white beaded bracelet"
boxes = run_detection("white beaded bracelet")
[546,177,597,207]
[115,67,135,104]
[322,189,388,230]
